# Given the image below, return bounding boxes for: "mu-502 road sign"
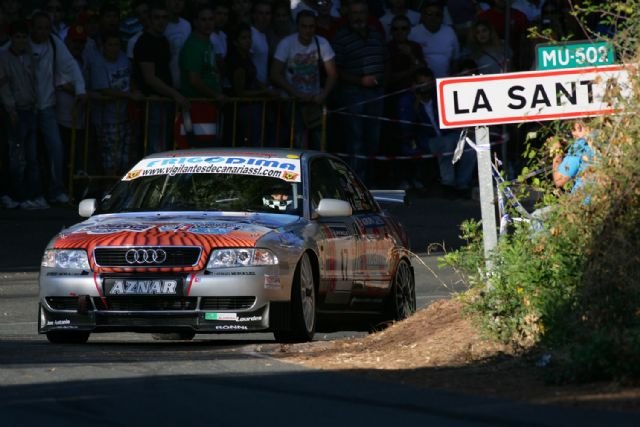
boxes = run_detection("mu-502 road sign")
[437,64,634,129]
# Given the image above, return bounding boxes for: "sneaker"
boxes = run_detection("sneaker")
[21,197,50,210]
[0,195,19,209]
[49,193,70,204]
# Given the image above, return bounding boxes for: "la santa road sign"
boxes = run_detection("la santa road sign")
[437,64,633,129]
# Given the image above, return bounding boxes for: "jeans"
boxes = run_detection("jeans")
[8,110,41,200]
[147,101,174,154]
[340,86,384,185]
[36,107,66,197]
[424,131,476,189]
[283,102,321,151]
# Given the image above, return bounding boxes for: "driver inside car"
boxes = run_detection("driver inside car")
[262,183,294,211]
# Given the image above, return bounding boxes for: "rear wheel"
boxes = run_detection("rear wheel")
[273,252,316,343]
[46,331,90,344]
[151,331,196,341]
[386,259,416,321]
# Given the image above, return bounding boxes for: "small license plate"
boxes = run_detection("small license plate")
[104,278,182,296]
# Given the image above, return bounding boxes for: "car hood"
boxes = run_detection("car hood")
[51,212,300,272]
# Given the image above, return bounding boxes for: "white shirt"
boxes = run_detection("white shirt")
[273,33,334,95]
[251,26,270,84]
[210,31,227,58]
[30,36,86,110]
[409,23,459,78]
[164,17,191,88]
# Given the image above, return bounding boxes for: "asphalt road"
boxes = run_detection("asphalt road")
[0,197,636,425]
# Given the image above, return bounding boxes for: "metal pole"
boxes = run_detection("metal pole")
[476,126,498,271]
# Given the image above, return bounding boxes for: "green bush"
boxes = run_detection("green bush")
[443,0,640,382]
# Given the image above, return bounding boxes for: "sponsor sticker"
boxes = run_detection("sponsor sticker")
[205,312,238,321]
[214,324,248,331]
[108,279,178,295]
[123,156,302,182]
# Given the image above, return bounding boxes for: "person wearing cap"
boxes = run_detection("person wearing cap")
[0,21,49,209]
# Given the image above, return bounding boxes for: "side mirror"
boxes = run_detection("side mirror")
[78,199,97,217]
[315,199,352,217]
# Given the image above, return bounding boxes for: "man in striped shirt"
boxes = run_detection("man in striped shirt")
[332,0,386,186]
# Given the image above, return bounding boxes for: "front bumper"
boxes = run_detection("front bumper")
[38,266,291,334]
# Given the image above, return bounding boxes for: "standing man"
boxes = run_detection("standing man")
[408,0,459,78]
[164,0,191,89]
[0,21,48,209]
[271,10,337,150]
[178,4,224,146]
[332,0,386,185]
[134,0,190,154]
[30,11,86,204]
[250,0,272,85]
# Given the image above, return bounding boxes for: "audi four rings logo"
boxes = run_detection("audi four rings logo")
[125,248,167,264]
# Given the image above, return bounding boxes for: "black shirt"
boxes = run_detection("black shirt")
[133,32,172,95]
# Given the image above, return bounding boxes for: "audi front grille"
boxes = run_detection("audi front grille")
[94,246,201,267]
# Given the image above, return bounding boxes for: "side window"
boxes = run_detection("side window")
[309,158,345,210]
[328,159,376,214]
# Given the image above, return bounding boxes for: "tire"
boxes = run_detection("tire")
[386,259,416,321]
[151,331,196,341]
[273,252,316,343]
[46,331,90,344]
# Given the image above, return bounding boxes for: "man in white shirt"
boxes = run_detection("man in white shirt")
[408,0,459,78]
[271,10,337,149]
[379,0,420,40]
[30,11,86,204]
[164,0,191,88]
[251,0,272,85]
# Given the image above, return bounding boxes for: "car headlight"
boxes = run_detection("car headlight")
[42,249,91,270]
[207,248,278,269]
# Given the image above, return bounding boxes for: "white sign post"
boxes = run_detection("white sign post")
[437,65,634,268]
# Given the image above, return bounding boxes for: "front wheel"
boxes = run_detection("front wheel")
[386,259,416,321]
[273,252,316,343]
[46,331,90,344]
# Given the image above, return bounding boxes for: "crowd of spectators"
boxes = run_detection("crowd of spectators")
[0,0,605,210]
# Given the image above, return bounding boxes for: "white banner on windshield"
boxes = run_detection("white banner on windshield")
[123,156,302,182]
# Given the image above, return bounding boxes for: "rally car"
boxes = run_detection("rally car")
[38,148,416,343]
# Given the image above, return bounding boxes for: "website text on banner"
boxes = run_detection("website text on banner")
[436,64,634,129]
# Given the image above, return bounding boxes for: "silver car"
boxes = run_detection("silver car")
[38,149,416,343]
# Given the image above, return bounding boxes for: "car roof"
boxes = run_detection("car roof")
[144,147,316,159]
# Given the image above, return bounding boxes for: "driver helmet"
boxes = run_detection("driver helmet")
[262,182,293,211]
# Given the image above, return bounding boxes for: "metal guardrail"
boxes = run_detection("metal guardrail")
[67,95,328,200]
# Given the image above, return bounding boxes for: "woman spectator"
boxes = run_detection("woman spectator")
[464,20,509,75]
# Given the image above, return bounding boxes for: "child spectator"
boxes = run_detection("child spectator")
[0,22,48,209]
[91,32,139,176]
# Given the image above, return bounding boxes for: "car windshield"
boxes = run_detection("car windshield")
[97,173,303,215]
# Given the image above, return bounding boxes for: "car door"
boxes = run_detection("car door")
[329,160,396,299]
[308,157,358,307]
